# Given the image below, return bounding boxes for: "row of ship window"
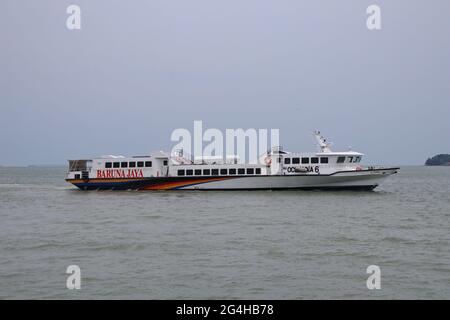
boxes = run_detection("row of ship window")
[105,161,152,168]
[178,168,262,176]
[284,157,327,164]
[283,156,361,164]
[337,156,362,163]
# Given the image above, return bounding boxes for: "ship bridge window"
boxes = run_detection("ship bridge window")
[113,162,120,168]
[129,162,136,168]
[337,156,345,163]
[311,157,319,164]
[186,169,193,175]
[163,160,168,166]
[137,161,144,167]
[284,158,291,164]
[355,156,361,163]
[292,158,300,164]
[220,169,227,175]
[69,160,89,172]
[301,157,309,164]
[121,162,128,168]
[203,169,210,175]
[145,161,152,167]
[348,156,354,163]
[195,169,202,175]
[212,169,219,176]
[247,168,254,175]
[238,168,245,175]
[105,162,112,168]
[177,169,185,176]
[229,168,237,175]
[320,157,328,164]
[256,168,261,174]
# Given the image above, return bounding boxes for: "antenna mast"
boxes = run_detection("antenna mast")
[314,131,332,153]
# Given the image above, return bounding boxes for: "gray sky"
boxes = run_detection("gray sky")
[1,0,449,166]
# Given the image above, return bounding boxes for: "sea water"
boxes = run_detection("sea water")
[0,166,449,299]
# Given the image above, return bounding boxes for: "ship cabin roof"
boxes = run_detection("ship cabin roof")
[281,151,364,157]
[315,151,364,156]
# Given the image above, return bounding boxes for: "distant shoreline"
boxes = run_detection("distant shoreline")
[27,164,66,168]
[0,165,67,168]
[425,154,450,166]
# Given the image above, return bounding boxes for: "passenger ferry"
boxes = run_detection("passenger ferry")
[66,132,399,191]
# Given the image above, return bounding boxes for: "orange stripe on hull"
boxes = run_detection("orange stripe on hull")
[142,177,230,190]
[66,178,147,183]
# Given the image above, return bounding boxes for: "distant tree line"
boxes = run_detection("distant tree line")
[425,154,450,166]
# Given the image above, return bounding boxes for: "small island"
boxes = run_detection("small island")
[425,154,450,166]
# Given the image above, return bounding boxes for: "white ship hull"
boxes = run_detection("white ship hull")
[174,168,398,190]
[67,168,398,191]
